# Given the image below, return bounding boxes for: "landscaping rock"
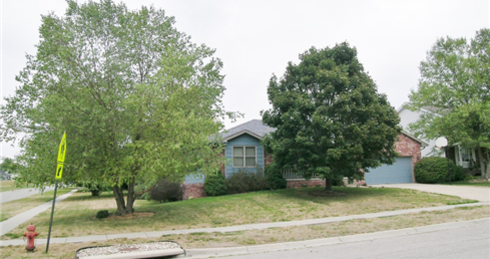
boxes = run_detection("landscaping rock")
[76,241,184,259]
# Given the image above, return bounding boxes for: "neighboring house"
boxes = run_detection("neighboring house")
[182,119,428,198]
[0,170,11,180]
[0,170,5,180]
[397,103,477,169]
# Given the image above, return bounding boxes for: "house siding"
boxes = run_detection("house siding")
[225,133,264,178]
[182,133,265,200]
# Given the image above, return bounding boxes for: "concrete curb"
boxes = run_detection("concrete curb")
[0,189,77,236]
[183,218,490,258]
[78,248,185,259]
[1,202,488,247]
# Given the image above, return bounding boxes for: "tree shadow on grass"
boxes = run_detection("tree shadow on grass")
[66,192,115,201]
[270,186,397,204]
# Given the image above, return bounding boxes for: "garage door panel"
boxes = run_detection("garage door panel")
[365,157,412,185]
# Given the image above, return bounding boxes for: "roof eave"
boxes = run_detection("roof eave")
[401,130,429,147]
[222,130,264,142]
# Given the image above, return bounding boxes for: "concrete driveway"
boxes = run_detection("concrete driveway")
[372,183,490,202]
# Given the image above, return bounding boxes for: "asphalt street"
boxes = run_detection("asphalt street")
[0,187,54,203]
[220,219,490,259]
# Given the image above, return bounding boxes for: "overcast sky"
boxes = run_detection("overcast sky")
[1,0,489,159]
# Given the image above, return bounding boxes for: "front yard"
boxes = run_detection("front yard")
[2,186,477,240]
[1,186,488,258]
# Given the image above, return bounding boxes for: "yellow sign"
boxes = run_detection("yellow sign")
[55,132,66,179]
[58,132,67,164]
[55,164,63,179]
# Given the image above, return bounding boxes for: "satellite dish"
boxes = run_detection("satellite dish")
[435,137,448,148]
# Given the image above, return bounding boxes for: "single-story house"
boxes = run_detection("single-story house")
[182,119,428,199]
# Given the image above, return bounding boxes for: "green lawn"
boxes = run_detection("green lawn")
[1,186,477,239]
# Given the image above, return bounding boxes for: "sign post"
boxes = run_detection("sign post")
[46,132,66,253]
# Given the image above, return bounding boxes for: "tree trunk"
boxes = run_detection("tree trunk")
[325,178,332,191]
[124,177,136,215]
[485,161,490,180]
[113,185,126,215]
[90,189,100,196]
[477,146,489,179]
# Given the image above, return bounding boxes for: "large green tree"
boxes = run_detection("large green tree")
[262,43,401,190]
[0,0,232,215]
[409,28,490,178]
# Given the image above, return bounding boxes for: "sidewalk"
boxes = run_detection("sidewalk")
[1,201,488,246]
[0,189,77,236]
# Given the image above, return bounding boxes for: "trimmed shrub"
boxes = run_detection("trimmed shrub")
[204,172,228,197]
[148,180,183,202]
[95,210,109,219]
[331,175,346,187]
[451,164,465,181]
[265,164,287,190]
[415,157,465,183]
[226,168,268,194]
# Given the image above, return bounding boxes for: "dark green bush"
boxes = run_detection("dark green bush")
[265,164,287,190]
[95,210,110,219]
[415,157,465,183]
[148,180,183,202]
[226,168,268,194]
[76,182,111,196]
[204,172,228,197]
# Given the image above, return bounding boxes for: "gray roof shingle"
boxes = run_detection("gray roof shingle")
[221,119,275,141]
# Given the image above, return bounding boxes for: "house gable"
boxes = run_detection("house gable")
[221,119,275,141]
[224,133,264,178]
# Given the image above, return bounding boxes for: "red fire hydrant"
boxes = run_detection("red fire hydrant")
[23,224,39,252]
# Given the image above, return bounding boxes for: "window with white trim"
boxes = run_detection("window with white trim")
[233,146,256,167]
